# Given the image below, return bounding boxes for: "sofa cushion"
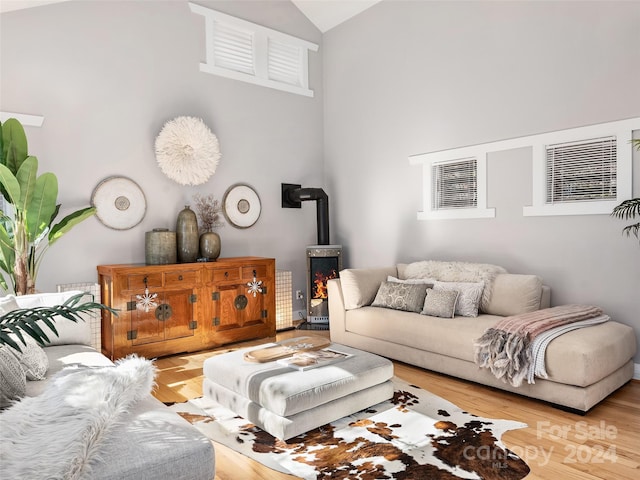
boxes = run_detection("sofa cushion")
[421,289,459,318]
[340,267,398,310]
[0,345,26,408]
[14,291,92,346]
[433,281,484,317]
[346,307,502,362]
[483,274,543,316]
[26,344,115,397]
[372,281,428,313]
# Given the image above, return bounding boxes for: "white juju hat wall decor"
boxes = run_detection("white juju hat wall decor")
[155,116,221,186]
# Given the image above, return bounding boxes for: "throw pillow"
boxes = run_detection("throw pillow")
[16,291,92,346]
[0,295,20,315]
[421,289,459,318]
[0,346,27,409]
[433,281,484,317]
[8,335,49,381]
[371,281,428,313]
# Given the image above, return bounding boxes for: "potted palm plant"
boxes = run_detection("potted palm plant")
[611,139,640,242]
[0,118,96,294]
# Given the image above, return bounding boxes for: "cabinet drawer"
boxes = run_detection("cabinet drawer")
[128,273,163,290]
[165,270,198,286]
[242,265,267,279]
[209,267,241,282]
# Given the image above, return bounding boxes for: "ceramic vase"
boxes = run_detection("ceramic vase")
[176,205,199,263]
[199,231,221,261]
[145,228,177,265]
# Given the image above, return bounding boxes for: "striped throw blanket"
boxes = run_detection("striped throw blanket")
[474,305,605,387]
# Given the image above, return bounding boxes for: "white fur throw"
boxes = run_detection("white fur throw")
[0,355,156,480]
[402,261,507,312]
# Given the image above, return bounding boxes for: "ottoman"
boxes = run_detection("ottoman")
[202,341,394,440]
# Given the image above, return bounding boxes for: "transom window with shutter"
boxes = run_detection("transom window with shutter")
[432,158,478,210]
[190,3,318,97]
[545,136,617,204]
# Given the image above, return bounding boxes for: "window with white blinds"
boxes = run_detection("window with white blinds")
[545,136,617,204]
[190,3,318,97]
[432,158,478,210]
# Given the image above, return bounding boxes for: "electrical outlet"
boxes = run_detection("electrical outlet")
[295,290,304,300]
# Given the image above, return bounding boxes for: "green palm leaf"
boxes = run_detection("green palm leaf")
[611,198,640,220]
[0,293,118,352]
[1,118,29,174]
[26,172,58,242]
[49,206,96,245]
[0,163,21,205]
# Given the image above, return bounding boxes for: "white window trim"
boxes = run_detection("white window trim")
[0,112,44,127]
[410,148,495,220]
[410,117,639,220]
[189,3,318,97]
[524,120,636,216]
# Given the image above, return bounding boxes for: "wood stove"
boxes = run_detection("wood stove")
[306,245,342,323]
[281,183,342,325]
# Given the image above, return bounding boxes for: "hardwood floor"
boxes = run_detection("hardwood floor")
[153,329,640,480]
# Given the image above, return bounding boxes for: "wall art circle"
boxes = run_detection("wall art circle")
[223,184,261,228]
[91,176,147,230]
[154,116,221,186]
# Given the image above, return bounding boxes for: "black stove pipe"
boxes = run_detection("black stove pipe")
[282,185,329,245]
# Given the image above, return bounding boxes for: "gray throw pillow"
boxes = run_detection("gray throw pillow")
[371,281,428,313]
[433,281,484,317]
[421,289,459,318]
[0,346,26,409]
[8,335,49,381]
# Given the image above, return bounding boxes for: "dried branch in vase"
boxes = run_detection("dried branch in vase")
[193,193,225,233]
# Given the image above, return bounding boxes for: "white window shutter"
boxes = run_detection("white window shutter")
[268,39,301,86]
[212,21,254,75]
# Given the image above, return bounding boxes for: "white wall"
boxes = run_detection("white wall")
[322,0,640,362]
[0,0,322,313]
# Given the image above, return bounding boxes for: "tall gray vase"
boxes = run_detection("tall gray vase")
[176,205,199,263]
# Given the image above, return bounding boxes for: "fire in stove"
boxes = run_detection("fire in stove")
[307,246,342,323]
[313,269,338,300]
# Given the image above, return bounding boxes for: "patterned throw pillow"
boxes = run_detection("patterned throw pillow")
[433,281,484,317]
[421,289,459,318]
[371,281,428,313]
[8,335,49,381]
[0,346,26,409]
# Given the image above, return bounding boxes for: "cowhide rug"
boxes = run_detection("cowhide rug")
[168,377,530,480]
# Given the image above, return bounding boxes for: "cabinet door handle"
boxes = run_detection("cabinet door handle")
[178,275,183,281]
[224,271,229,278]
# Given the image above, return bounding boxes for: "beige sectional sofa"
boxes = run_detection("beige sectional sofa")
[1,291,215,480]
[327,261,636,413]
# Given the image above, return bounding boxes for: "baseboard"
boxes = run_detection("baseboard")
[634,363,640,380]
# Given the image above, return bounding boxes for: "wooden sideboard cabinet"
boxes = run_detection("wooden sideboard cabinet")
[98,257,276,360]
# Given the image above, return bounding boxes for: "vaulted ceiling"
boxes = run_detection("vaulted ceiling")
[0,0,382,32]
